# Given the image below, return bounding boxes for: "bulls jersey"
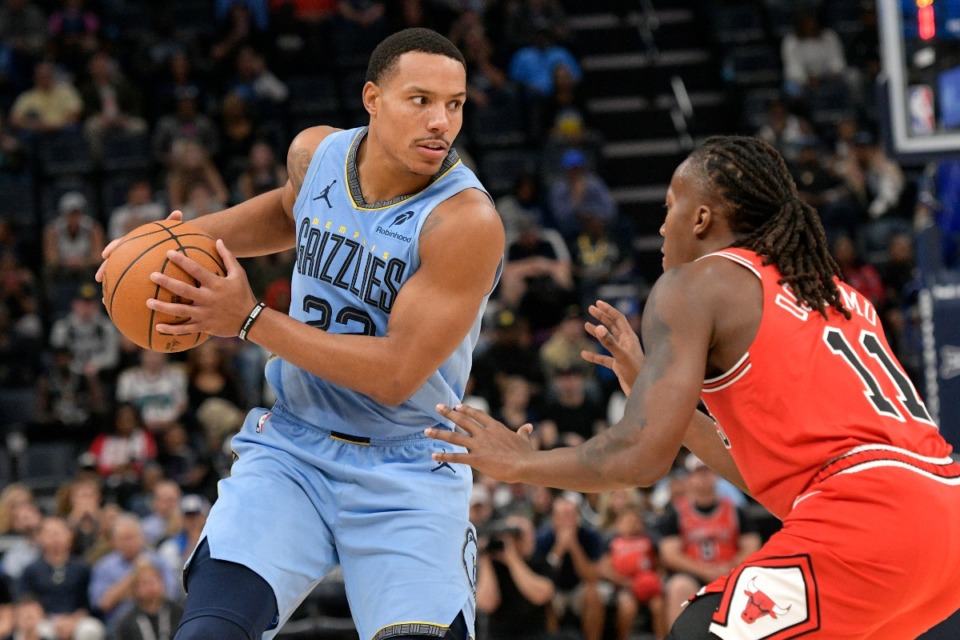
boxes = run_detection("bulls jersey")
[699,248,953,519]
[265,127,495,438]
[673,496,741,565]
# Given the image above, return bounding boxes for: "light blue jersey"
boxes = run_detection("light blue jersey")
[192,127,496,640]
[265,127,492,438]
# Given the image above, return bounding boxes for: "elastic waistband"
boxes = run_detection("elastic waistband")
[811,444,960,486]
[269,401,449,446]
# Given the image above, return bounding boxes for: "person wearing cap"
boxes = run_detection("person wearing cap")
[657,454,761,630]
[157,495,209,601]
[48,281,120,380]
[43,191,105,285]
[547,148,617,240]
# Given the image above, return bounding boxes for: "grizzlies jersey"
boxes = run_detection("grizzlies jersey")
[265,127,495,438]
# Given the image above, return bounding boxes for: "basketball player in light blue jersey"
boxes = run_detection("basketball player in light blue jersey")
[96,28,505,640]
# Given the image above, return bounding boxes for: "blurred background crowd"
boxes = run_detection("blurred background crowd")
[0,0,958,638]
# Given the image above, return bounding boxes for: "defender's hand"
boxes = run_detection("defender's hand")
[426,404,535,484]
[581,300,643,395]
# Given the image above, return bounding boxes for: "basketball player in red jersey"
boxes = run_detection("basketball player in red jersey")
[427,136,960,638]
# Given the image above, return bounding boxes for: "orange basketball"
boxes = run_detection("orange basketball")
[102,220,226,353]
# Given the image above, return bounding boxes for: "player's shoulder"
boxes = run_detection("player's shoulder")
[428,188,503,241]
[287,125,342,158]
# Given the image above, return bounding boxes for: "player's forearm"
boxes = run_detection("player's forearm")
[189,188,295,258]
[245,308,431,405]
[682,411,749,494]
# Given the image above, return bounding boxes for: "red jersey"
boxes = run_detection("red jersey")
[674,496,740,564]
[699,248,953,519]
[609,535,657,577]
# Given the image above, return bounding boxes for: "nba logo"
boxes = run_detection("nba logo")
[908,85,936,136]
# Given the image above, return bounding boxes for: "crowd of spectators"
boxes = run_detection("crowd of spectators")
[0,0,951,639]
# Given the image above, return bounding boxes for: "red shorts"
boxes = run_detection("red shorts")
[694,454,960,639]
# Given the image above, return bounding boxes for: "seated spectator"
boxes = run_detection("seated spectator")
[106,179,165,241]
[476,512,556,640]
[180,181,227,222]
[185,340,244,430]
[539,304,598,379]
[151,51,211,123]
[88,404,158,510]
[780,10,849,102]
[604,507,665,640]
[37,345,107,444]
[218,91,258,165]
[0,485,34,536]
[152,92,220,166]
[157,424,212,495]
[229,46,288,119]
[78,51,147,160]
[453,15,508,110]
[46,0,100,75]
[209,4,266,78]
[507,25,581,99]
[233,139,287,203]
[535,493,607,640]
[43,193,105,287]
[541,63,595,147]
[471,308,546,410]
[538,366,606,448]
[499,213,574,332]
[59,476,104,561]
[495,173,547,246]
[2,502,42,582]
[831,235,884,308]
[789,137,857,241]
[754,98,813,166]
[547,149,616,241]
[8,61,82,136]
[164,139,229,213]
[572,211,634,308]
[108,561,184,640]
[138,480,182,548]
[17,517,105,640]
[48,283,120,383]
[156,494,209,598]
[490,375,538,433]
[659,455,761,630]
[835,130,906,220]
[116,351,188,434]
[87,515,178,629]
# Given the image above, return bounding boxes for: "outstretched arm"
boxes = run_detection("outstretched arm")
[429,266,713,491]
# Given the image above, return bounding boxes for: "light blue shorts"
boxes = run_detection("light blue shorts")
[190,404,478,640]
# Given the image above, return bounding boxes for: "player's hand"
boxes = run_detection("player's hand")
[95,210,183,285]
[426,404,536,484]
[146,238,259,338]
[582,299,643,396]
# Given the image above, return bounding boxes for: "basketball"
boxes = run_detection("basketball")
[102,220,226,353]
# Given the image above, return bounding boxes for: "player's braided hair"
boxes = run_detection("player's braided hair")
[688,135,850,319]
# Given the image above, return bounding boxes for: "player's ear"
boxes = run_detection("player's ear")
[362,81,380,116]
[693,204,713,237]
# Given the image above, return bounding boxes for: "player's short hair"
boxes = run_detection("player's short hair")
[366,28,466,84]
